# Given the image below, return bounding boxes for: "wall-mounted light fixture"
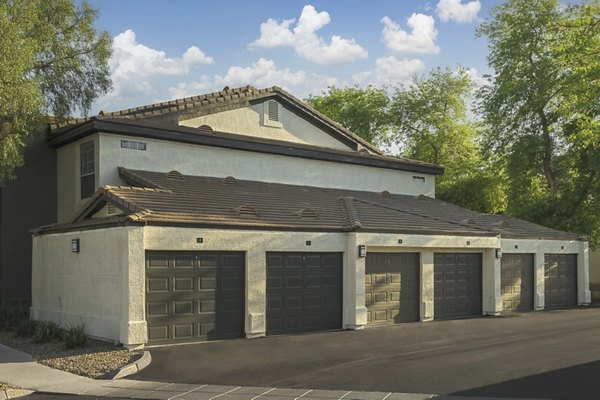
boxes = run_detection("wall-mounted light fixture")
[495,248,502,259]
[466,241,471,246]
[398,239,403,244]
[358,245,366,258]
[306,240,312,246]
[196,237,204,244]
[71,239,80,253]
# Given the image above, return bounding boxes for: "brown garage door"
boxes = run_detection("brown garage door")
[365,253,420,326]
[545,254,577,309]
[501,254,534,312]
[434,253,482,320]
[266,252,342,335]
[145,251,245,345]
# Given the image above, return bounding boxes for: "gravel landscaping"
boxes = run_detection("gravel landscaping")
[0,330,143,379]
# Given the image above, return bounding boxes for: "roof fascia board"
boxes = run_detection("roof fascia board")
[49,119,444,175]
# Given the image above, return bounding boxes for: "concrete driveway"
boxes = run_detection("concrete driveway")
[130,308,600,400]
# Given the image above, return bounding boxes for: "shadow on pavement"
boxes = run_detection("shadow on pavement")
[451,359,600,400]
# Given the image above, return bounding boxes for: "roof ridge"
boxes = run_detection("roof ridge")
[339,196,362,231]
[353,197,496,234]
[118,167,164,189]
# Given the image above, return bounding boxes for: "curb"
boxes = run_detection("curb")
[0,389,34,400]
[112,351,152,380]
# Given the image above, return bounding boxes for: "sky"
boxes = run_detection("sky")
[87,0,505,115]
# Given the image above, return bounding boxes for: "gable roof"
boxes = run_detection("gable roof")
[48,85,382,154]
[33,168,585,242]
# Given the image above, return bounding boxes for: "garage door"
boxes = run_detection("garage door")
[266,252,342,335]
[145,251,245,344]
[501,254,534,312]
[365,253,420,326]
[434,253,482,320]
[545,254,577,309]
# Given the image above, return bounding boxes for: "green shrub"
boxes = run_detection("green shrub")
[15,319,38,337]
[32,321,62,343]
[64,322,87,349]
[0,303,29,330]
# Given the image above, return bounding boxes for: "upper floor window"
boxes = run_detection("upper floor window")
[80,141,95,199]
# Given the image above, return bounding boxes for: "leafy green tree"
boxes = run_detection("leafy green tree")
[478,0,600,246]
[0,0,111,184]
[390,67,506,213]
[306,85,391,146]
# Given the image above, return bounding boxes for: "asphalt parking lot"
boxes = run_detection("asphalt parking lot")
[130,308,600,400]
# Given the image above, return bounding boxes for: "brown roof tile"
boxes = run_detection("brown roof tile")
[31,168,573,241]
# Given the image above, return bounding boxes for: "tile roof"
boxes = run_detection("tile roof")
[48,85,382,155]
[35,168,584,241]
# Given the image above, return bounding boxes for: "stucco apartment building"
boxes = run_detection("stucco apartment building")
[0,85,591,348]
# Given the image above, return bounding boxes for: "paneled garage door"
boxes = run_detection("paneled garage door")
[501,254,534,312]
[365,253,420,326]
[434,253,482,320]
[266,252,342,335]
[545,254,577,309]
[145,251,245,345]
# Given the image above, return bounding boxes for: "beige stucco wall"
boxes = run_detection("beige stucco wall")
[501,238,591,307]
[179,101,352,151]
[31,225,590,347]
[589,250,600,285]
[31,226,145,347]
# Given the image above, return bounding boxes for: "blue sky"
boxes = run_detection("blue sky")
[87,0,505,114]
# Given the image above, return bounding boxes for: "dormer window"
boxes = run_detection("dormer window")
[263,100,283,128]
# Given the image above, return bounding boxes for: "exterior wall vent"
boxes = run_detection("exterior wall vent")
[167,170,184,181]
[264,100,283,128]
[380,190,391,198]
[107,203,117,215]
[197,125,214,134]
[412,176,426,183]
[223,176,238,185]
[268,100,279,122]
[295,208,319,218]
[234,205,259,217]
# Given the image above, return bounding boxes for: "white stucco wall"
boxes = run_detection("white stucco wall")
[31,226,145,347]
[501,239,591,307]
[179,101,352,151]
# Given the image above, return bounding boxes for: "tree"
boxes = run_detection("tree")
[306,85,391,146]
[0,0,111,184]
[390,67,506,213]
[477,0,600,246]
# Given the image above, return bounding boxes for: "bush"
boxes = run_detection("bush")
[0,304,29,330]
[64,322,87,349]
[15,319,38,337]
[32,321,62,343]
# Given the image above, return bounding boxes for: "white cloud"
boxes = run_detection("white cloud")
[169,58,337,100]
[381,14,440,55]
[111,29,213,79]
[436,0,481,23]
[249,5,368,65]
[96,29,214,111]
[352,71,373,84]
[374,56,426,85]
